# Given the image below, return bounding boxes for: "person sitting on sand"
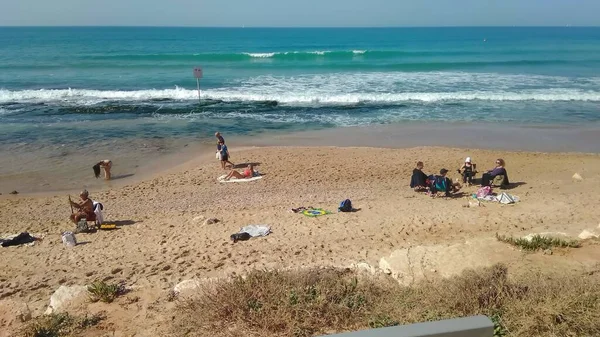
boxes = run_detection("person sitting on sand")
[410,161,429,191]
[481,158,508,187]
[224,164,255,181]
[458,157,477,186]
[69,189,96,224]
[429,169,461,197]
[93,160,112,180]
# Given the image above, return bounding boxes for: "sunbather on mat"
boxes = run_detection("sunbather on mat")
[69,189,96,224]
[223,164,255,181]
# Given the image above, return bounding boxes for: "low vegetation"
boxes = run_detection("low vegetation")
[496,234,581,251]
[87,280,125,303]
[173,264,600,337]
[20,312,103,337]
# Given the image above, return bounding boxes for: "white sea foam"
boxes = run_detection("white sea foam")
[353,50,367,54]
[2,88,599,106]
[244,52,276,58]
[2,72,599,106]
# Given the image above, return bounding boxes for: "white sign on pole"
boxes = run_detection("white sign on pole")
[193,67,203,102]
[193,67,203,79]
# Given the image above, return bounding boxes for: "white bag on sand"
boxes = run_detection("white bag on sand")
[61,232,77,247]
[216,151,221,160]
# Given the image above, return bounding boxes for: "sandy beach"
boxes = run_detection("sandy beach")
[1,142,600,335]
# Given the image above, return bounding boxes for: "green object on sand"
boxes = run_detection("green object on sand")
[301,208,332,217]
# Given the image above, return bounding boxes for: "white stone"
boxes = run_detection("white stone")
[352,262,376,274]
[572,173,583,181]
[578,230,599,240]
[378,238,521,286]
[192,215,205,222]
[378,259,392,275]
[44,285,87,315]
[173,279,202,294]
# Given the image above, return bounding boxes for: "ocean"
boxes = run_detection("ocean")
[1,27,600,192]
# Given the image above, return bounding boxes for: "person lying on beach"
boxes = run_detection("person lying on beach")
[93,160,112,180]
[429,169,461,197]
[481,158,508,187]
[218,141,234,170]
[458,157,477,186]
[69,189,96,224]
[410,161,429,191]
[223,164,255,181]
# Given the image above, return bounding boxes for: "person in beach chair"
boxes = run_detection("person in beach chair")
[428,169,461,197]
[69,189,96,224]
[458,157,477,186]
[93,159,112,180]
[410,161,430,192]
[481,158,509,188]
[223,164,256,181]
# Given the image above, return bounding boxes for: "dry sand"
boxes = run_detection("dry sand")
[1,146,600,336]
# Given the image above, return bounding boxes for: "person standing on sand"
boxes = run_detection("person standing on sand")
[93,160,112,180]
[215,132,234,169]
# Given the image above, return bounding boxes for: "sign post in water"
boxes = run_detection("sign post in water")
[193,67,203,103]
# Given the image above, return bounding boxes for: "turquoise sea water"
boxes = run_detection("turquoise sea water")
[1,27,600,147]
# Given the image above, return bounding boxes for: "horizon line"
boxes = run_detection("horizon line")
[0,25,598,29]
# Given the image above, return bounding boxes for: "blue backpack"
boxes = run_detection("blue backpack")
[339,199,353,212]
[429,175,448,193]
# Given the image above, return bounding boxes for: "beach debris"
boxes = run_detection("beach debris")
[203,218,219,226]
[468,200,481,208]
[44,285,88,314]
[231,232,251,243]
[578,230,599,240]
[572,173,583,181]
[9,190,18,195]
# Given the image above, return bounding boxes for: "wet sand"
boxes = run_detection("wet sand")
[2,122,600,195]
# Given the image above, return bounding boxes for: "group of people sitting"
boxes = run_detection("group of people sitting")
[410,157,509,197]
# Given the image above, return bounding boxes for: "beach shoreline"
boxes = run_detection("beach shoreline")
[2,122,600,196]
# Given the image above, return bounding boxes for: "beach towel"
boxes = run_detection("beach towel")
[239,225,272,237]
[301,208,332,217]
[217,173,263,183]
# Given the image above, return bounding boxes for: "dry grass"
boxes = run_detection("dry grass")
[173,264,600,337]
[496,234,581,251]
[20,312,104,337]
[87,280,125,303]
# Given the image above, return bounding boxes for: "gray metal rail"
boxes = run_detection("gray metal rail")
[320,315,494,337]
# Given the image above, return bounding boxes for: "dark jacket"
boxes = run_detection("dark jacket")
[410,168,429,188]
